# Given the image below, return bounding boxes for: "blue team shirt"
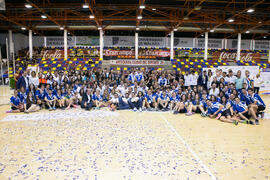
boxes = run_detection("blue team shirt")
[10,96,21,106]
[248,93,265,107]
[233,102,247,113]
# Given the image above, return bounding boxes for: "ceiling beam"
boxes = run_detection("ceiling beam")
[25,0,75,36]
[0,14,43,36]
[85,0,101,27]
[136,0,145,28]
[195,0,265,38]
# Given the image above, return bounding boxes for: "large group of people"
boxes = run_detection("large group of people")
[8,67,266,125]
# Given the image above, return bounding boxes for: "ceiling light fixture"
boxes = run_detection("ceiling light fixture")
[59,27,64,30]
[210,29,215,32]
[247,9,254,13]
[25,4,32,8]
[139,5,145,9]
[98,27,102,30]
[136,27,140,30]
[82,4,89,8]
[245,30,250,33]
[21,27,26,30]
[41,15,47,19]
[228,19,234,22]
[152,8,156,11]
[137,15,142,19]
[173,28,177,31]
[89,15,95,19]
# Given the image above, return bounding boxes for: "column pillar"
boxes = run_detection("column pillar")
[236,33,241,61]
[29,30,33,59]
[135,32,139,59]
[204,32,208,60]
[64,29,68,59]
[99,29,104,59]
[170,30,174,60]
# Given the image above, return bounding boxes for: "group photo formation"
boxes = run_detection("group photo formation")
[10,68,266,126]
[0,0,270,180]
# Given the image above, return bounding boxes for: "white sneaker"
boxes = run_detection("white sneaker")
[133,108,137,112]
[139,108,142,112]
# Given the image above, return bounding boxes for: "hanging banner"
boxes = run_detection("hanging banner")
[196,38,222,49]
[104,49,170,57]
[212,50,261,62]
[104,36,134,47]
[254,40,270,50]
[46,36,75,47]
[110,60,165,66]
[138,37,166,47]
[76,36,99,46]
[227,39,251,50]
[173,38,194,48]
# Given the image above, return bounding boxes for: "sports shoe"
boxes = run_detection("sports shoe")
[255,119,260,125]
[248,121,255,125]
[49,107,53,111]
[139,108,142,112]
[133,108,137,112]
[186,112,193,116]
[242,120,248,124]
[6,110,12,113]
[233,120,238,126]
[173,111,178,114]
[52,107,56,110]
[261,112,264,119]
[200,113,206,117]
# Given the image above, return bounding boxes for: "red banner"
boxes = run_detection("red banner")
[104,49,170,57]
[212,51,261,62]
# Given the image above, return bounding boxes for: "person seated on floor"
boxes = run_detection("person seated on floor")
[45,89,56,111]
[247,88,266,125]
[81,89,93,111]
[118,93,130,110]
[24,91,40,113]
[233,97,253,125]
[206,99,239,125]
[7,90,24,113]
[158,90,170,111]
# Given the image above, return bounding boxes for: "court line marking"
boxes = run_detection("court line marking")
[161,115,217,180]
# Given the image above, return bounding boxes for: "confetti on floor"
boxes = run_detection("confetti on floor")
[0,105,270,180]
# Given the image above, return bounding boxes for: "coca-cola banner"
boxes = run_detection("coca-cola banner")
[212,51,261,62]
[46,36,75,47]
[104,49,170,57]
[196,39,222,49]
[254,40,270,50]
[227,39,251,50]
[110,60,165,66]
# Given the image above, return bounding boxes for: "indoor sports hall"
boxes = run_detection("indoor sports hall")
[0,0,270,179]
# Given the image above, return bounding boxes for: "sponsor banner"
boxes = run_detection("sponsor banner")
[139,37,166,47]
[40,48,99,58]
[104,49,170,57]
[227,39,251,50]
[104,36,134,47]
[212,51,261,62]
[173,38,194,48]
[46,36,75,47]
[254,40,270,50]
[110,60,165,66]
[76,36,99,46]
[197,39,222,49]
